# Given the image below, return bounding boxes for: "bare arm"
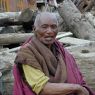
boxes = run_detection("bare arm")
[40,82,89,95]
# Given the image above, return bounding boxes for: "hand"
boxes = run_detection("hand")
[76,85,89,95]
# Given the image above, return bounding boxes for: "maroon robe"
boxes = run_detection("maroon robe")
[13,37,95,95]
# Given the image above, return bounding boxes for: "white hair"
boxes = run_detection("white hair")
[34,12,58,27]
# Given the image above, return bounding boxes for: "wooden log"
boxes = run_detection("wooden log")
[71,0,95,12]
[59,37,95,45]
[0,32,72,53]
[0,46,20,54]
[0,33,34,45]
[79,0,94,12]
[0,18,22,27]
[18,8,37,22]
[0,8,37,27]
[58,0,95,41]
[18,8,38,32]
[0,18,35,32]
[56,32,73,39]
[85,12,95,27]
[0,9,38,33]
[0,32,72,45]
[0,12,20,19]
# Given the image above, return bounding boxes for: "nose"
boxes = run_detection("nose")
[47,27,53,33]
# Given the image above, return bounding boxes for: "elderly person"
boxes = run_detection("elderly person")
[13,12,95,95]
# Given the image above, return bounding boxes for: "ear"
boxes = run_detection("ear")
[33,26,38,37]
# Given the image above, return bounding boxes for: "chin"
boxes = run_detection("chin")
[44,41,54,45]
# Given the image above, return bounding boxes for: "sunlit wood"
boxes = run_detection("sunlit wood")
[0,0,35,12]
[6,0,10,11]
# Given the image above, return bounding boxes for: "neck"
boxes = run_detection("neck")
[47,45,51,49]
[44,44,52,49]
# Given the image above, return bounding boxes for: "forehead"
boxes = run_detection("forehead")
[39,14,58,26]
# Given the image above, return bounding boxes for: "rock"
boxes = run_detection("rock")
[0,52,16,95]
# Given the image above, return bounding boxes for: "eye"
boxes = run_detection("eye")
[51,25,57,29]
[41,25,48,29]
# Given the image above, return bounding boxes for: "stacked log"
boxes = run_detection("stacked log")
[0,8,38,34]
[72,0,95,12]
[58,0,95,41]
[0,33,33,45]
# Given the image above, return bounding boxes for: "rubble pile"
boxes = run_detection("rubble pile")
[0,0,95,94]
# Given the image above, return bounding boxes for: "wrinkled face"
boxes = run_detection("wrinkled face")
[34,15,58,46]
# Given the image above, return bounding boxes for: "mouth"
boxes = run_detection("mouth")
[45,37,53,40]
[45,36,54,38]
[44,36,55,41]
[45,36,54,40]
[45,35,55,38]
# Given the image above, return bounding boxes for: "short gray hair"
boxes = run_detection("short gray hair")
[34,12,58,27]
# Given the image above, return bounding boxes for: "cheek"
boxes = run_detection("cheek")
[35,29,45,38]
[38,32,46,37]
